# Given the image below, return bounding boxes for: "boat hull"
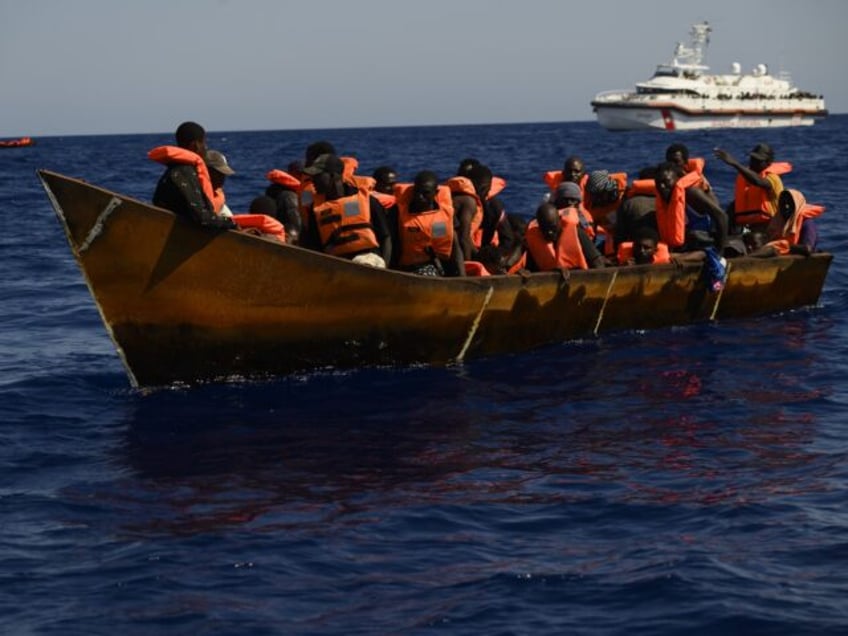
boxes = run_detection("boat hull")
[39,170,832,388]
[593,102,825,131]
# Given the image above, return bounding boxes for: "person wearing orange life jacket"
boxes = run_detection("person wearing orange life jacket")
[616,226,672,266]
[655,161,728,253]
[665,143,719,205]
[583,170,628,255]
[150,121,236,230]
[543,156,588,202]
[448,162,517,266]
[265,160,303,243]
[524,203,605,272]
[204,149,287,243]
[713,143,790,233]
[302,153,392,267]
[750,188,823,258]
[392,171,464,277]
[552,181,596,239]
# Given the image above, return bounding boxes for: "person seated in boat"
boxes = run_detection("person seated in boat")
[552,181,596,239]
[665,143,718,205]
[264,160,303,243]
[150,121,236,229]
[615,166,658,249]
[204,149,287,243]
[392,170,464,276]
[301,153,392,268]
[542,156,587,203]
[713,143,790,234]
[584,170,629,256]
[372,165,398,195]
[206,150,236,217]
[524,203,605,272]
[654,161,728,255]
[447,162,516,264]
[246,195,296,244]
[616,227,671,266]
[749,188,823,258]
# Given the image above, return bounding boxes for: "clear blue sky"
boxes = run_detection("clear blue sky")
[1,0,845,137]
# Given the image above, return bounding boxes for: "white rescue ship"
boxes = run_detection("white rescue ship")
[591,22,827,131]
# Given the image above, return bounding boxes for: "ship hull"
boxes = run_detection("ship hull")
[593,102,826,132]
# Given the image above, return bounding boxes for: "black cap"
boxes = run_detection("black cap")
[302,153,345,176]
[749,143,774,163]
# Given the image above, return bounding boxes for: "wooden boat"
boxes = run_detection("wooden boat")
[0,136,34,148]
[39,169,832,389]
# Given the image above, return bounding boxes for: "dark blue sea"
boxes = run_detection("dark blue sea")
[3,119,848,635]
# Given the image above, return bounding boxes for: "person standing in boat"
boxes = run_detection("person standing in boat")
[524,202,605,272]
[150,121,236,229]
[392,170,465,277]
[713,143,790,234]
[302,154,392,268]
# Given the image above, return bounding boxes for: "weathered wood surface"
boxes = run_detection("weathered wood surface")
[39,170,832,388]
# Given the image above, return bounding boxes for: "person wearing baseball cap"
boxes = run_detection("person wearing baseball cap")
[205,149,236,217]
[713,142,791,233]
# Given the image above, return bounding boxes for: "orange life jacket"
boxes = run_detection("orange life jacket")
[734,162,793,226]
[313,188,379,257]
[394,183,455,267]
[626,179,657,198]
[616,241,671,265]
[231,214,286,243]
[464,261,492,276]
[763,189,824,255]
[148,146,215,207]
[446,176,484,247]
[655,171,703,248]
[489,176,507,199]
[525,208,588,271]
[266,169,301,189]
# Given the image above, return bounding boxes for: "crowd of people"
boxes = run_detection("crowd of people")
[149,121,824,279]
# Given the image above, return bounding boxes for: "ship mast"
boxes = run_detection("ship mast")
[671,21,711,71]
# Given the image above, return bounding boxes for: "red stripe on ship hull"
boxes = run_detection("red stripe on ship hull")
[661,109,676,131]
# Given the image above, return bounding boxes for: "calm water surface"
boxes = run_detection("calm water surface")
[2,119,848,634]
